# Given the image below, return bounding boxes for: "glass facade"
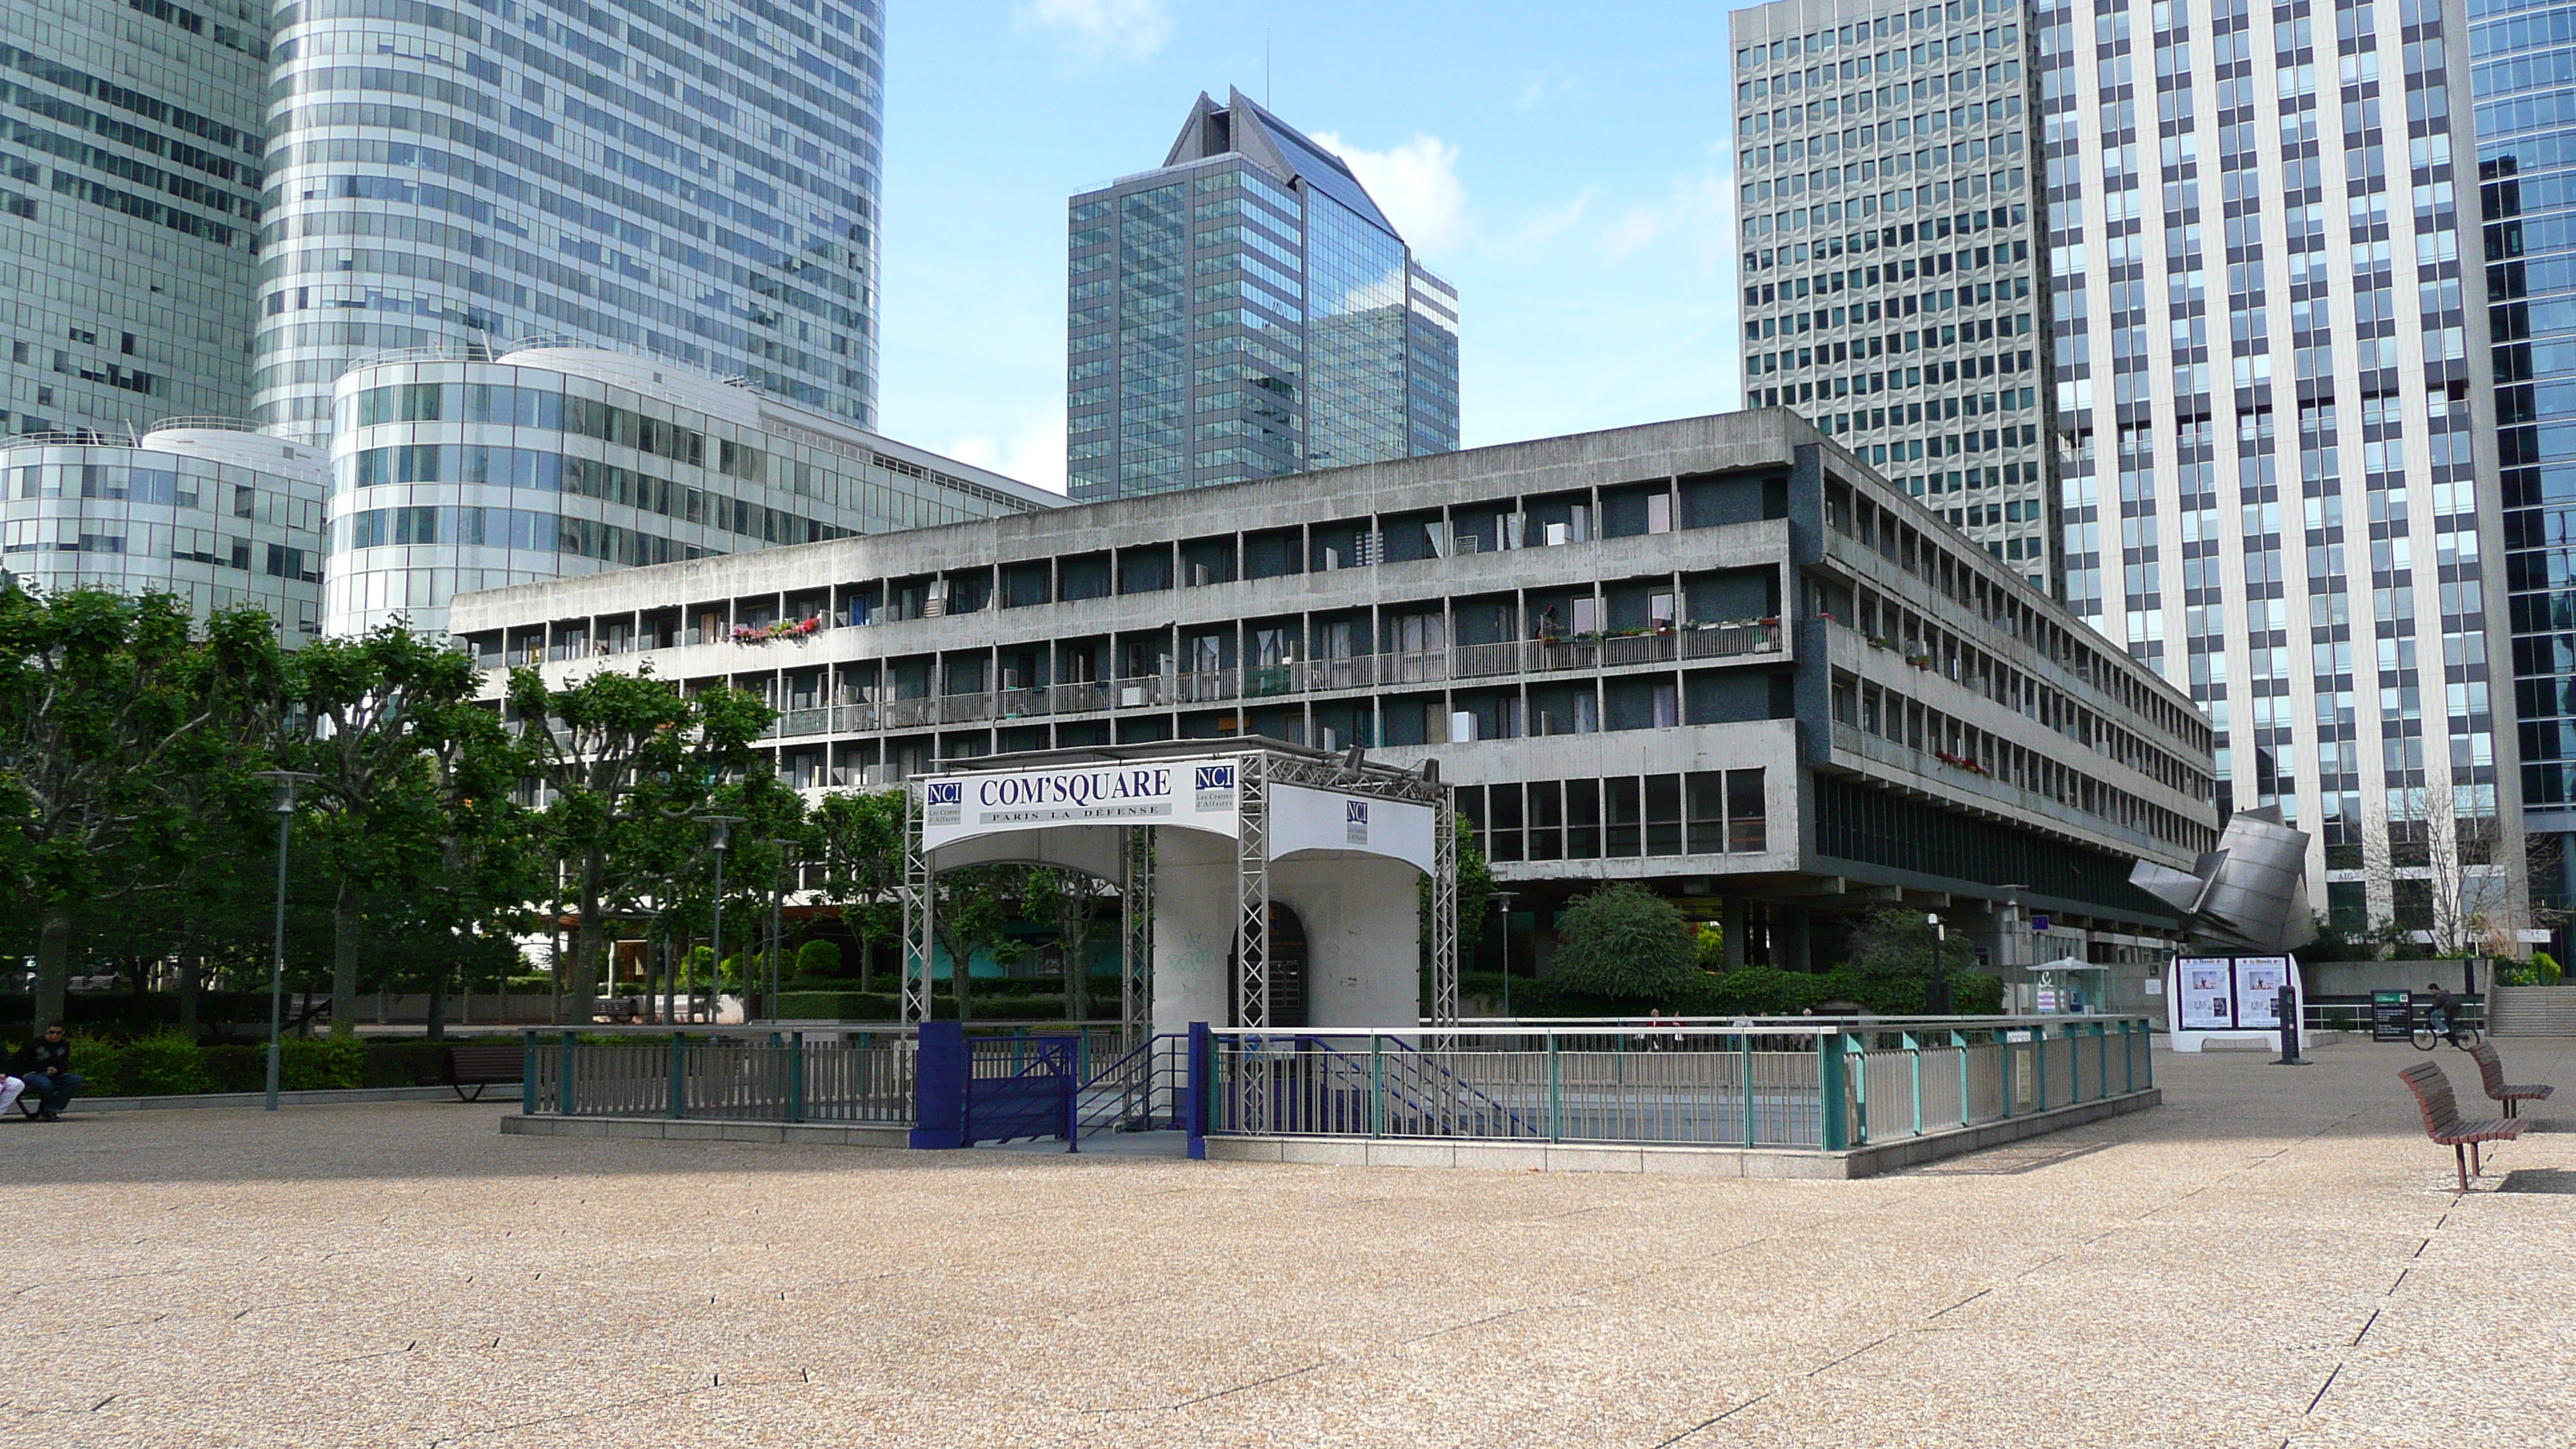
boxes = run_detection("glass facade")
[2041,0,2523,937]
[2475,0,2576,920]
[255,0,886,443]
[322,347,1057,635]
[0,426,327,642]
[1,0,271,437]
[1732,0,2054,590]
[1067,88,1460,502]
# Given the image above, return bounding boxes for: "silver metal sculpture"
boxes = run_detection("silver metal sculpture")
[2129,805,2317,954]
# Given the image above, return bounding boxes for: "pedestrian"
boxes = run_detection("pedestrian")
[11,1023,82,1121]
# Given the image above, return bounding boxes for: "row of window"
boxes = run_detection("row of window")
[1458,772,1769,864]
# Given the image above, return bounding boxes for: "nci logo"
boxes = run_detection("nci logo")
[1195,764,1235,791]
[1345,798,1369,844]
[925,781,962,805]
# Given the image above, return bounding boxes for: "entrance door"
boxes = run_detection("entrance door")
[1226,903,1310,1029]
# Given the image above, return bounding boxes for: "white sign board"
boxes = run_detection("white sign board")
[2233,957,2291,1029]
[2167,954,2304,1052]
[1269,784,1436,874]
[921,756,1242,851]
[2177,958,2235,1029]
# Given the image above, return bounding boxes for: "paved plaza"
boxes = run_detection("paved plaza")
[5,1040,2573,1447]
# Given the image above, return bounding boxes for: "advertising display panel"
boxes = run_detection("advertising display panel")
[2177,958,2236,1029]
[921,757,1243,851]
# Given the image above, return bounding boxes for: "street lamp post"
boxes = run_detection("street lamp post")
[251,769,319,1111]
[1488,889,1516,1019]
[697,814,745,1024]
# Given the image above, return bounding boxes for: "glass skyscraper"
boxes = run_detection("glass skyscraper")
[2,0,270,437]
[2474,0,2576,930]
[1067,88,1459,502]
[255,0,886,444]
[1730,0,2056,591]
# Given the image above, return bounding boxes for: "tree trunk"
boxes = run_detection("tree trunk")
[331,879,363,1040]
[425,961,448,1042]
[33,907,72,1031]
[570,852,607,1025]
[177,954,202,1039]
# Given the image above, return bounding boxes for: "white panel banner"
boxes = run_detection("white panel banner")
[1269,784,1435,874]
[922,756,1242,851]
[2176,957,2235,1029]
[2232,956,2291,1028]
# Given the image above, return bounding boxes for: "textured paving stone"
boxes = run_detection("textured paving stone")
[2,1039,2571,1447]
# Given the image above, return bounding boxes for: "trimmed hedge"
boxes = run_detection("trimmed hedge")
[60,1033,521,1097]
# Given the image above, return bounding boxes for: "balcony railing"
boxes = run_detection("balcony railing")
[663,622,1787,739]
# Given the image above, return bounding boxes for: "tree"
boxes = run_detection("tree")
[1551,883,1697,1002]
[1019,866,1109,1019]
[1843,906,1978,980]
[284,621,486,1036]
[809,789,905,992]
[0,587,279,1026]
[2367,789,2550,957]
[929,863,1022,1023]
[508,665,774,1019]
[1420,811,1493,968]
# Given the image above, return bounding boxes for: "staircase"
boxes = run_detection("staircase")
[2488,986,2576,1036]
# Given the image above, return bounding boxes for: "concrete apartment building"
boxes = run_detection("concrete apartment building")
[451,406,2218,1007]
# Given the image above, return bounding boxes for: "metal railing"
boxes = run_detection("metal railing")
[519,1028,916,1125]
[1202,1016,2153,1152]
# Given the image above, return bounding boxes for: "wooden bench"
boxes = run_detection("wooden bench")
[2399,1062,2526,1191]
[429,1043,523,1102]
[2467,1041,2554,1120]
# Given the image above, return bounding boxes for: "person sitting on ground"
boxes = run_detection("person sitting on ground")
[10,1024,81,1121]
[2426,982,2461,1042]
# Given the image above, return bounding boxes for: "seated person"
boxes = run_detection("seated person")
[10,1024,80,1121]
[0,1073,19,1116]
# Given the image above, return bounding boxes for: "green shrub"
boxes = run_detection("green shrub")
[200,1045,265,1093]
[65,1032,125,1096]
[118,1029,213,1095]
[279,1036,365,1091]
[1552,884,1699,1002]
[793,940,843,985]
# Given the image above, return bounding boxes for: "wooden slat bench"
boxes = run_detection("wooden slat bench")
[2399,1062,2526,1191]
[428,1043,523,1102]
[2466,1041,2554,1120]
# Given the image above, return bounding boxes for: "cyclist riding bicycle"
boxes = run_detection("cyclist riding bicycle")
[2426,982,2461,1041]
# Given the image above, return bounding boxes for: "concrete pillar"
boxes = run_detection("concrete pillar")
[1722,896,1746,970]
[1781,904,1812,972]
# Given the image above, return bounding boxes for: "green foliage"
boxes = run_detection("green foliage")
[1420,814,1494,970]
[1695,923,1726,971]
[117,1028,214,1095]
[1842,906,1980,979]
[792,940,842,984]
[278,1036,366,1091]
[2499,952,2566,988]
[1551,884,1698,1002]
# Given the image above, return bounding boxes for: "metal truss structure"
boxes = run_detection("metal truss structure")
[899,743,1456,1046]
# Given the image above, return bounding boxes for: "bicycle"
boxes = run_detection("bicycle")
[2410,1012,2483,1052]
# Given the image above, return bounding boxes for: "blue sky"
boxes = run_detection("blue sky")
[877,0,1749,490]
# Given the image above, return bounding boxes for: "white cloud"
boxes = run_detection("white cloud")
[1601,168,1735,271]
[1309,131,1470,256]
[1508,190,1592,254]
[1010,0,1170,64]
[947,412,1068,495]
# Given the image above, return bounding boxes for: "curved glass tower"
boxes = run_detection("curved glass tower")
[254,0,885,442]
[323,346,1057,635]
[1,423,326,642]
